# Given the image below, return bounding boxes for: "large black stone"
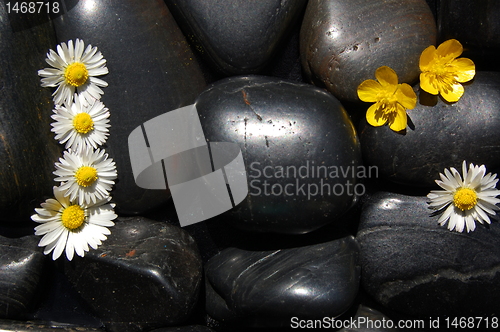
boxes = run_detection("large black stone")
[205,236,360,328]
[338,305,397,332]
[196,75,363,234]
[52,0,206,215]
[359,72,500,187]
[62,217,203,332]
[0,3,61,224]
[165,0,307,75]
[300,0,436,102]
[0,235,46,319]
[357,192,500,317]
[439,0,500,71]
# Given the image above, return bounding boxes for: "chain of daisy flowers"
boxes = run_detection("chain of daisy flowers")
[356,39,500,233]
[33,39,118,261]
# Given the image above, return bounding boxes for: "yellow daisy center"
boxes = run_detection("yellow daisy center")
[64,62,89,87]
[453,187,478,211]
[73,113,94,134]
[75,166,98,187]
[61,205,85,230]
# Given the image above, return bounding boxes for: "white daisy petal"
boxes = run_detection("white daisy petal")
[428,161,500,233]
[31,186,117,261]
[38,39,108,106]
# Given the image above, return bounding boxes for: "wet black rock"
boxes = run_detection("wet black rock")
[52,0,206,215]
[205,236,360,327]
[0,3,61,224]
[300,0,436,102]
[359,72,500,187]
[439,0,500,71]
[196,75,362,234]
[338,305,398,332]
[0,236,46,318]
[62,217,203,332]
[357,192,500,317]
[165,0,307,75]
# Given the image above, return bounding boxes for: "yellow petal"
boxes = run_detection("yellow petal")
[366,103,387,127]
[419,45,436,72]
[436,39,463,59]
[375,66,398,87]
[440,82,464,103]
[397,83,417,110]
[451,57,475,83]
[388,106,407,132]
[357,79,382,102]
[419,72,439,95]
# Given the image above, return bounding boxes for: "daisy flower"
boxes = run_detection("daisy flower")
[419,39,475,103]
[357,66,417,132]
[32,186,117,261]
[427,161,500,233]
[38,39,108,106]
[54,147,117,206]
[51,94,110,152]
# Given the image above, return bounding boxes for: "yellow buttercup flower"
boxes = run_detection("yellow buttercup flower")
[419,39,475,103]
[357,66,417,132]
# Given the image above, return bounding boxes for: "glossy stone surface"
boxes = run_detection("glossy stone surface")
[0,236,46,318]
[300,0,436,102]
[439,0,500,71]
[53,0,206,215]
[0,3,61,224]
[62,217,203,332]
[205,236,360,327]
[357,192,500,317]
[165,0,307,75]
[359,72,500,187]
[196,76,362,234]
[338,305,397,332]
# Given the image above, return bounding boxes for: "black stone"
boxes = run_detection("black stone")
[205,236,360,327]
[62,217,203,332]
[52,0,207,215]
[357,192,500,317]
[0,236,46,319]
[165,0,307,75]
[0,320,104,332]
[150,326,214,332]
[439,0,500,71]
[0,3,61,224]
[359,72,500,187]
[338,305,398,332]
[196,75,362,234]
[300,0,436,102]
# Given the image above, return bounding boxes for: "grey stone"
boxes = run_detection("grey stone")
[196,75,363,234]
[359,72,500,187]
[62,217,203,332]
[165,0,308,75]
[357,192,500,317]
[205,236,360,328]
[300,0,436,102]
[0,236,46,318]
[0,3,61,224]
